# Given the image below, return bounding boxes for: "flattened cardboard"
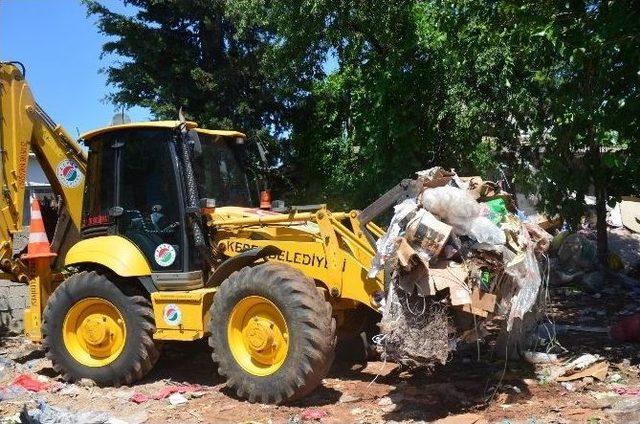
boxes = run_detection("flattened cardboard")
[557,362,609,382]
[405,210,452,257]
[428,261,471,305]
[470,288,497,313]
[461,304,489,317]
[395,238,433,295]
[423,177,452,188]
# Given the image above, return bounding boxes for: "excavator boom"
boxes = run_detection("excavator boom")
[0,62,86,279]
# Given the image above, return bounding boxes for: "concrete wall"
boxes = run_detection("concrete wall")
[0,280,28,335]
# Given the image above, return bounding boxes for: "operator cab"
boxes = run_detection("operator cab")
[79,121,253,288]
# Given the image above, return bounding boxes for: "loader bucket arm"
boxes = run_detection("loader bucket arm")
[357,178,423,246]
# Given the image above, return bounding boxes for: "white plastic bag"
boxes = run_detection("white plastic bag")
[420,186,480,226]
[468,216,506,245]
[420,186,505,245]
[368,198,418,278]
[506,248,542,330]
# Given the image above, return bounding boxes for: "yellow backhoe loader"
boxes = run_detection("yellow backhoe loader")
[0,61,389,404]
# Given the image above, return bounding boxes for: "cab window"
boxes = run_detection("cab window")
[82,138,115,229]
[193,134,252,207]
[118,130,183,271]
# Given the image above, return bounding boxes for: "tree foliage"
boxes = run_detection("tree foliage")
[86,0,640,258]
[228,0,541,207]
[520,1,640,259]
[83,0,280,133]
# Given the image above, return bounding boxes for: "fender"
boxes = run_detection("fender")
[206,245,281,286]
[65,235,152,277]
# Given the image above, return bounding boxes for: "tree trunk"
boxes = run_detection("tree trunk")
[588,123,608,264]
[595,182,608,264]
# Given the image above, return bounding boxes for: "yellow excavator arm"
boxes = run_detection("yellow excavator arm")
[0,62,87,280]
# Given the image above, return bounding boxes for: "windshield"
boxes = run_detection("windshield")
[193,134,253,207]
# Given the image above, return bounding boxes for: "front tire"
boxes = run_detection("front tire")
[42,270,159,386]
[209,263,336,404]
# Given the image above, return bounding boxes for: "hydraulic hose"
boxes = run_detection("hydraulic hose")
[175,127,215,268]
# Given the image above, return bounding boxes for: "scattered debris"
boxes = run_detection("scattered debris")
[557,362,609,382]
[168,392,188,406]
[154,384,205,399]
[128,384,206,404]
[129,393,150,404]
[566,354,600,370]
[620,197,640,233]
[522,351,559,364]
[371,167,549,367]
[610,373,623,383]
[11,374,49,392]
[533,352,611,388]
[557,233,597,274]
[0,385,28,401]
[338,393,361,403]
[19,400,112,424]
[0,357,15,371]
[58,385,82,397]
[614,386,640,396]
[377,396,394,406]
[77,378,96,388]
[299,408,327,420]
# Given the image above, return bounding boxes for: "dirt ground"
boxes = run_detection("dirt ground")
[3,227,640,423]
[2,273,640,424]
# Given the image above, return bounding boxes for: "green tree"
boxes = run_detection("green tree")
[87,0,640,263]
[233,0,640,262]
[228,0,540,207]
[83,0,280,136]
[509,0,640,262]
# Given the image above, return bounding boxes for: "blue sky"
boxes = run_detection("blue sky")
[1,0,150,135]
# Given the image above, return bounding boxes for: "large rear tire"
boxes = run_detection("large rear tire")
[209,262,336,404]
[42,270,159,386]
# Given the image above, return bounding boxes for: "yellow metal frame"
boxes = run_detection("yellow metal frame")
[151,288,216,341]
[210,207,384,310]
[80,121,246,142]
[23,259,54,341]
[65,235,152,277]
[0,63,86,278]
[146,206,383,343]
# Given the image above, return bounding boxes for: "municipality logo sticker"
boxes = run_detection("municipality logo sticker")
[56,159,83,188]
[154,243,176,267]
[163,304,182,326]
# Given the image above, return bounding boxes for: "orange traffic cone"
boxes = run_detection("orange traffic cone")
[22,195,56,260]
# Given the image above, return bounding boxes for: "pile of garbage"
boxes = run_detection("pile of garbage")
[369,167,552,368]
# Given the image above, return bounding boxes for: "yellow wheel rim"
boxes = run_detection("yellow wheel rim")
[227,296,289,376]
[63,298,126,367]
